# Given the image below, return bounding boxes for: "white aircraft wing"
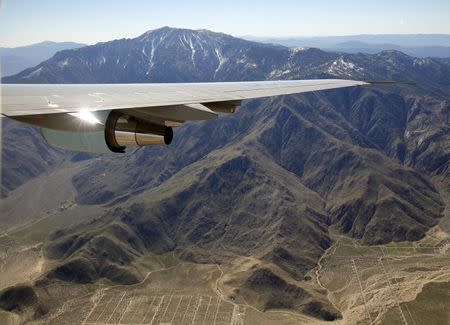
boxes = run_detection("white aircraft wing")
[0,79,369,153]
[1,79,367,117]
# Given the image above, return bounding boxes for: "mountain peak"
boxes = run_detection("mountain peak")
[140,26,174,35]
[137,26,232,41]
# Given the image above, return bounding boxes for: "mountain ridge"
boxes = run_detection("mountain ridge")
[4,27,450,87]
[1,27,449,322]
[0,41,86,77]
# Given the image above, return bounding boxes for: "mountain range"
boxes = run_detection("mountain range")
[0,41,85,77]
[245,34,450,58]
[1,27,449,322]
[246,34,450,47]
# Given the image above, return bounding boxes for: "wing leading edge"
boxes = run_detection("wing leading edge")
[1,79,368,118]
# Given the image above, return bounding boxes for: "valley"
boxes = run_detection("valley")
[1,211,448,324]
[1,27,450,324]
[317,228,450,324]
[0,167,449,325]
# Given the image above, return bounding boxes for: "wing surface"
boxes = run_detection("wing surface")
[1,79,368,118]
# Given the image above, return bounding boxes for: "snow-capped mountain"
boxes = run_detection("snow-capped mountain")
[4,27,450,86]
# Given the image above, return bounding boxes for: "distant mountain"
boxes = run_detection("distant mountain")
[4,27,290,83]
[1,27,449,321]
[0,41,85,77]
[245,34,450,58]
[330,41,450,58]
[245,34,450,47]
[4,29,450,88]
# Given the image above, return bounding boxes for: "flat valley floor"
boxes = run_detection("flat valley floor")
[0,223,449,324]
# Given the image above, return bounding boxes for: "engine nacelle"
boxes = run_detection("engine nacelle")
[41,111,173,153]
[104,111,173,153]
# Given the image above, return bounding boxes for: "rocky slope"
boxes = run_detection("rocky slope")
[1,27,449,321]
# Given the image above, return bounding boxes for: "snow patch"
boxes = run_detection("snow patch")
[269,69,291,78]
[149,39,156,68]
[327,57,363,77]
[142,45,149,61]
[58,58,70,68]
[290,47,307,53]
[214,48,227,76]
[146,33,169,71]
[188,36,197,66]
[413,58,431,66]
[193,33,206,54]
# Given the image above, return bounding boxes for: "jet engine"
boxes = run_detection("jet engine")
[38,110,173,153]
[104,111,173,153]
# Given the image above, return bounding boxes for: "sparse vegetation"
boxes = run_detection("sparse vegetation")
[1,27,450,324]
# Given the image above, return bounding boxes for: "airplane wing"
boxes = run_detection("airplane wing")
[1,79,367,116]
[1,79,369,153]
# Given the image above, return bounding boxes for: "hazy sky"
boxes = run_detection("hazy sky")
[1,0,450,47]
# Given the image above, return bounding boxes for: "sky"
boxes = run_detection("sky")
[1,0,450,47]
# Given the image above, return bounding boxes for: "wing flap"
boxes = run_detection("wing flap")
[123,103,218,124]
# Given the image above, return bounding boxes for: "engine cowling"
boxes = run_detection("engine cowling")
[104,111,173,153]
[41,111,173,153]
